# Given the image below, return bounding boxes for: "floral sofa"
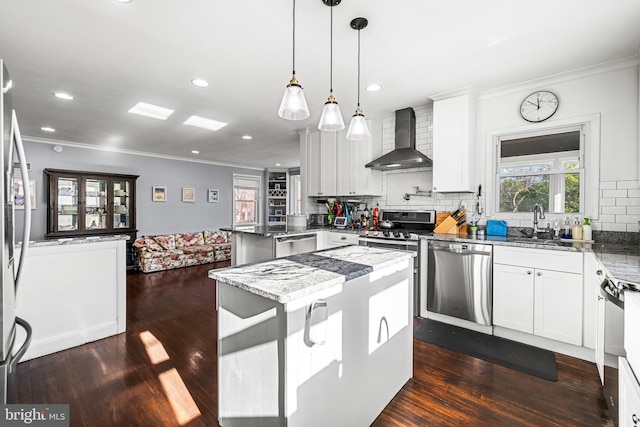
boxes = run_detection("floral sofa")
[133,230,232,273]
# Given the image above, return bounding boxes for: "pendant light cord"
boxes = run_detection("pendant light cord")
[292,0,296,75]
[357,28,361,107]
[329,4,333,93]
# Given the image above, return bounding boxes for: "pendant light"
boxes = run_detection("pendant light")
[346,17,370,140]
[278,0,310,120]
[318,0,344,131]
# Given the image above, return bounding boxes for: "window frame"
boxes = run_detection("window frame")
[484,114,600,221]
[232,173,262,226]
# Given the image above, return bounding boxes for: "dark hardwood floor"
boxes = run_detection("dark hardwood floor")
[15,263,614,426]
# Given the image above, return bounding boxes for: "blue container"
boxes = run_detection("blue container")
[486,220,508,236]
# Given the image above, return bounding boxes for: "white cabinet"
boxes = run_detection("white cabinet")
[431,93,475,193]
[336,119,382,197]
[316,231,359,250]
[303,120,382,199]
[493,246,583,346]
[307,130,337,197]
[619,358,640,427]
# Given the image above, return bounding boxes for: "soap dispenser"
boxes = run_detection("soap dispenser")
[583,218,592,241]
[562,217,572,239]
[572,216,583,240]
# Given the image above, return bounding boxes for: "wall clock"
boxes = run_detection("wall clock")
[520,90,559,122]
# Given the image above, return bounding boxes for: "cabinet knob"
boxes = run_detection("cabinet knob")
[341,236,346,240]
[527,271,532,275]
[632,413,638,424]
[596,270,603,276]
[537,272,542,277]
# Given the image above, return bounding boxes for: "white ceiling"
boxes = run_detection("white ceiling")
[1,0,639,170]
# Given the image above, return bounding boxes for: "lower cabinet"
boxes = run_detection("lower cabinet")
[619,357,640,427]
[493,247,584,346]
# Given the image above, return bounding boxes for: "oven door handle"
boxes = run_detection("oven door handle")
[600,279,624,309]
[358,237,418,249]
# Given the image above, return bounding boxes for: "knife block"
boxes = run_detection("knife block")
[434,216,459,234]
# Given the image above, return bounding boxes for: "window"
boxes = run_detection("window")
[498,130,582,213]
[486,114,600,220]
[233,174,261,225]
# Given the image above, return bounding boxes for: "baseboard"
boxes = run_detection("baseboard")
[18,321,122,362]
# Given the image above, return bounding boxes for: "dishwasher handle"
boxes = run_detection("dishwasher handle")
[275,234,317,244]
[430,245,492,256]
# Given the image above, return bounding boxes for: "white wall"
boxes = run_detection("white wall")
[375,58,639,232]
[16,140,262,240]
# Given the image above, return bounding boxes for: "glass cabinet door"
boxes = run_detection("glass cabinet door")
[112,180,130,229]
[85,178,107,230]
[57,177,78,231]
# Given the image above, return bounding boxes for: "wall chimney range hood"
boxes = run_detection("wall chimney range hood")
[365,107,432,170]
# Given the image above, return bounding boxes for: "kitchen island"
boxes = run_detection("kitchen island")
[209,245,414,427]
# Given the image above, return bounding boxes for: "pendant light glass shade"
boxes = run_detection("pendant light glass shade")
[278,75,309,120]
[278,0,309,120]
[346,17,370,140]
[346,107,369,140]
[319,93,345,131]
[318,0,344,131]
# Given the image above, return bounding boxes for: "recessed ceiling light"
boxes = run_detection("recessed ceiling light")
[128,102,174,120]
[183,115,227,131]
[41,126,55,132]
[52,145,63,153]
[191,79,209,88]
[241,135,253,140]
[275,163,281,166]
[114,0,132,3]
[53,92,74,100]
[191,150,200,154]
[366,84,382,92]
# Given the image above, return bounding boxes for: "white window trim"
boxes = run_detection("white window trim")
[232,173,262,226]
[485,113,600,221]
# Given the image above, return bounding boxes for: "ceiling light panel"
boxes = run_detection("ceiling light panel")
[54,92,74,100]
[183,115,227,131]
[128,102,174,120]
[41,126,55,132]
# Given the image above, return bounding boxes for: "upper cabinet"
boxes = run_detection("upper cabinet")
[303,119,382,198]
[431,92,476,193]
[307,130,337,197]
[336,119,382,197]
[45,169,138,238]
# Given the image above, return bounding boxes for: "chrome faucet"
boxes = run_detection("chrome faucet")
[532,203,546,239]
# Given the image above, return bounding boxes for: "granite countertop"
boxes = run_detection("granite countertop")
[209,245,414,304]
[19,234,130,248]
[425,233,640,286]
[221,225,359,237]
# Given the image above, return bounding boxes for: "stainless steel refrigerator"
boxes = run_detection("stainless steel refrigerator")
[0,59,33,403]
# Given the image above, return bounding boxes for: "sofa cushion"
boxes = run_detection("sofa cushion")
[176,232,205,248]
[154,234,176,250]
[140,248,184,259]
[180,245,213,255]
[142,237,164,252]
[204,230,227,245]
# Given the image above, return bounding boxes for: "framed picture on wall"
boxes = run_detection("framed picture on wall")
[208,189,219,203]
[153,186,167,202]
[182,187,196,202]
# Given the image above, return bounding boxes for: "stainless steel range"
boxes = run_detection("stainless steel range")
[358,210,435,316]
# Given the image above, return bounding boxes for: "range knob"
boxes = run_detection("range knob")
[372,231,379,237]
[383,230,390,237]
[393,231,401,238]
[403,231,411,239]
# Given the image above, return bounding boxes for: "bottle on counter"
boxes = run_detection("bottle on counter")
[553,219,561,238]
[562,217,572,239]
[583,217,592,241]
[373,204,379,228]
[572,216,583,240]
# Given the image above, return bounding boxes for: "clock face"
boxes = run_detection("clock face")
[520,91,559,122]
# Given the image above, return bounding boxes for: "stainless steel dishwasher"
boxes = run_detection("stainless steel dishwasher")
[274,233,317,258]
[426,240,493,326]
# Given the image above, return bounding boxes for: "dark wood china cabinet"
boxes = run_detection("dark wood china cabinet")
[45,169,138,268]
